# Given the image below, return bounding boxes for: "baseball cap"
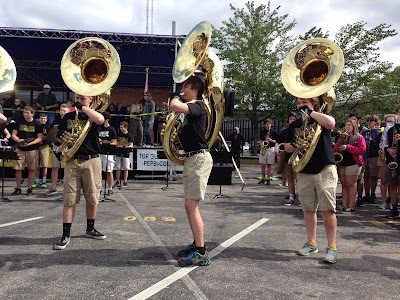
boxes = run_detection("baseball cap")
[43,84,51,89]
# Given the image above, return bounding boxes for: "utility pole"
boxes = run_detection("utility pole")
[146,0,154,34]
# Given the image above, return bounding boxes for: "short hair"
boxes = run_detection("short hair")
[120,121,129,128]
[39,113,47,118]
[264,118,271,124]
[366,114,379,123]
[23,106,35,114]
[102,111,112,121]
[183,76,205,99]
[348,112,361,120]
[385,114,396,121]
[60,103,69,109]
[396,105,400,113]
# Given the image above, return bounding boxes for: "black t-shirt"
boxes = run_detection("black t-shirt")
[40,123,52,145]
[58,111,101,156]
[178,101,208,152]
[50,118,63,146]
[226,133,245,154]
[99,125,118,142]
[0,123,6,140]
[260,128,278,148]
[14,118,43,151]
[99,125,118,155]
[285,118,335,174]
[117,131,133,158]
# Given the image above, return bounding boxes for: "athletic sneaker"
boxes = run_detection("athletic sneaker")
[32,183,39,188]
[386,209,399,219]
[378,203,389,209]
[107,189,113,196]
[178,243,196,257]
[356,197,364,207]
[41,183,47,188]
[45,188,58,196]
[122,182,128,188]
[258,179,265,184]
[85,229,106,240]
[296,242,318,256]
[178,250,211,267]
[266,179,271,185]
[284,199,294,206]
[323,247,337,264]
[53,236,70,250]
[11,188,21,195]
[26,188,33,196]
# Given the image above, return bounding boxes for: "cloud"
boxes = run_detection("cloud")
[1,0,399,67]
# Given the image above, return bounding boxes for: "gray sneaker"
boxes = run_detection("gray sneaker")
[53,236,70,250]
[323,247,337,264]
[297,242,318,256]
[45,188,58,196]
[85,229,106,240]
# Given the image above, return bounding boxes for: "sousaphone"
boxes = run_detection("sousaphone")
[162,21,224,165]
[281,37,344,172]
[0,45,17,93]
[56,37,121,161]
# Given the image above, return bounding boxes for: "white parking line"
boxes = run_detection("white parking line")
[129,217,270,300]
[0,216,43,228]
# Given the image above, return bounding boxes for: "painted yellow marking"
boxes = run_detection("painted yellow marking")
[161,216,176,222]
[386,220,400,225]
[123,216,137,221]
[144,216,156,222]
[369,220,385,227]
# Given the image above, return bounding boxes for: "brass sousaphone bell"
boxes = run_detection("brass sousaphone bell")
[56,37,121,161]
[162,21,224,165]
[281,38,344,172]
[0,45,17,93]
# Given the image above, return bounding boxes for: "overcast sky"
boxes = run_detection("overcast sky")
[1,0,399,67]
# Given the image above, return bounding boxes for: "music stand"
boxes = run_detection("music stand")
[100,144,118,202]
[210,148,232,199]
[158,150,175,191]
[0,145,19,202]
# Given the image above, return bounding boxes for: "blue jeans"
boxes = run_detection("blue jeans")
[144,120,154,145]
[46,113,55,126]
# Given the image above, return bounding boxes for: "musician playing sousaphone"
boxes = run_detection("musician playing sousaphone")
[53,37,120,250]
[281,38,344,264]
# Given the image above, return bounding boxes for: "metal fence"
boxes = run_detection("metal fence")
[220,119,284,154]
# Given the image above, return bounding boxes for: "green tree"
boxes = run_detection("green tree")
[212,1,296,153]
[333,22,397,124]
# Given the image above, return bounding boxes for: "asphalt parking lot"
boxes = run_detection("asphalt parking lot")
[0,165,399,300]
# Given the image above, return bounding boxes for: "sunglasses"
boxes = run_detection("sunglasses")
[367,119,377,122]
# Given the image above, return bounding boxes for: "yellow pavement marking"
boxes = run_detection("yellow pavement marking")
[123,216,137,221]
[144,216,157,222]
[161,216,176,222]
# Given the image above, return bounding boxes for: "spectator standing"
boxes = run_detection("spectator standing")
[142,92,155,146]
[35,84,59,125]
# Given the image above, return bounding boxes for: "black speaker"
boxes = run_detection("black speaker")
[224,91,235,117]
[208,166,232,185]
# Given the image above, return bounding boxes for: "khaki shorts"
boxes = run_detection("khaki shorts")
[182,151,213,201]
[296,164,338,212]
[259,147,275,165]
[377,156,385,167]
[51,150,61,168]
[282,162,296,179]
[62,157,102,206]
[38,144,50,168]
[364,157,379,177]
[14,149,39,171]
[338,164,362,176]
